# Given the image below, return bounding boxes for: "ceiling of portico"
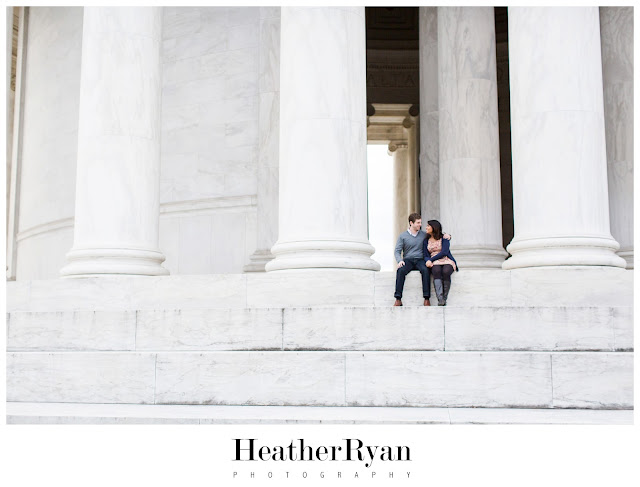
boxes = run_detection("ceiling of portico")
[366,7,419,106]
[365,7,509,107]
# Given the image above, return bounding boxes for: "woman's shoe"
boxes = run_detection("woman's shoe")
[443,280,451,306]
[434,279,445,306]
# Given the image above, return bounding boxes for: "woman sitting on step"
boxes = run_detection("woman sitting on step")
[423,219,458,306]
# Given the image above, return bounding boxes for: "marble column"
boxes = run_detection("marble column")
[419,7,440,220]
[504,7,626,269]
[266,7,379,271]
[438,7,507,268]
[61,7,168,277]
[390,140,410,239]
[600,7,633,269]
[6,7,26,280]
[6,7,13,235]
[244,8,281,272]
[405,111,420,216]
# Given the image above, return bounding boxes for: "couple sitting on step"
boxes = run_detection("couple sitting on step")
[394,212,458,307]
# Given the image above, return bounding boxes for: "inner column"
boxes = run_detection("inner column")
[266,7,379,271]
[438,7,507,268]
[419,6,439,221]
[600,7,634,269]
[390,139,410,239]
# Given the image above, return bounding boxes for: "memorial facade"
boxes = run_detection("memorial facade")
[5,7,634,424]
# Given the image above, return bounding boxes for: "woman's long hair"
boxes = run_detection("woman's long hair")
[427,219,443,240]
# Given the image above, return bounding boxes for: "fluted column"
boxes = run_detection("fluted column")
[6,8,13,237]
[504,7,626,269]
[6,7,26,280]
[600,7,633,269]
[390,140,410,239]
[419,7,439,220]
[61,7,167,277]
[244,8,280,272]
[405,112,420,215]
[438,7,507,268]
[266,7,379,271]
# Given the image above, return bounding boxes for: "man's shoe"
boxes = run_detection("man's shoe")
[424,298,431,306]
[394,299,403,307]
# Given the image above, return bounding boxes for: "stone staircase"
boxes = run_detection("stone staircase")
[6,268,634,424]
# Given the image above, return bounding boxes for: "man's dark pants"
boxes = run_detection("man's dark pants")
[394,258,431,299]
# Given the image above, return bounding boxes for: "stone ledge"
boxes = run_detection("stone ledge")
[6,267,632,312]
[7,351,633,409]
[6,402,633,425]
[8,305,633,352]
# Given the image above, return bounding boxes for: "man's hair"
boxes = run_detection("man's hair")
[408,212,421,224]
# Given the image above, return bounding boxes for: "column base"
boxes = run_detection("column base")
[60,247,169,277]
[617,248,633,269]
[265,239,381,272]
[452,247,508,269]
[503,236,627,270]
[243,249,275,272]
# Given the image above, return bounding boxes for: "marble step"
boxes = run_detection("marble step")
[7,351,633,409]
[6,402,633,425]
[7,306,633,352]
[7,267,633,312]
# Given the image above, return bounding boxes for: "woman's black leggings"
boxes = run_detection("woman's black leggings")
[431,264,454,282]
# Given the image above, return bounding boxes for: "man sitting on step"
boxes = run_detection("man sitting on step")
[394,213,450,307]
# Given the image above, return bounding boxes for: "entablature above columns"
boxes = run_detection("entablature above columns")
[367,103,418,145]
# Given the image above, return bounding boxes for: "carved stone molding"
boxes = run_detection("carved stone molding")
[367,103,413,144]
[366,48,419,104]
[388,140,409,153]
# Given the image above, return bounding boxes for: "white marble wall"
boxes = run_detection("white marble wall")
[600,7,634,268]
[159,197,256,274]
[245,7,280,271]
[16,7,82,279]
[160,7,261,274]
[16,228,74,281]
